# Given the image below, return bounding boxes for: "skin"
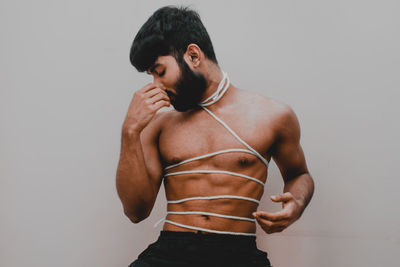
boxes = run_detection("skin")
[116,44,315,235]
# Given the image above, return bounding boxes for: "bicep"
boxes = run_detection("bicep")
[271,105,308,181]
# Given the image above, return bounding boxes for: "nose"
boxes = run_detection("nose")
[152,77,165,90]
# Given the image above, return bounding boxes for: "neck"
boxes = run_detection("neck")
[199,64,225,103]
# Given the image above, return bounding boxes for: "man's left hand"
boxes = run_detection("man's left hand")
[252,192,303,234]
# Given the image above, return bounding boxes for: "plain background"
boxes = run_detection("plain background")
[1,0,399,266]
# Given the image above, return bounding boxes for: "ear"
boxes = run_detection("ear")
[184,43,202,68]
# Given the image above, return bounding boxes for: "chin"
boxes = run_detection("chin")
[173,103,202,112]
[166,89,176,97]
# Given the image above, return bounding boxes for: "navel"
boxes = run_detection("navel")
[201,214,210,220]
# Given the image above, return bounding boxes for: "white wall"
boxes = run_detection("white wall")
[1,0,399,266]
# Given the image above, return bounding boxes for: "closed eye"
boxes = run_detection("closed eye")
[158,70,165,77]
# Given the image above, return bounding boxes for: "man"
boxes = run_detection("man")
[116,5,314,267]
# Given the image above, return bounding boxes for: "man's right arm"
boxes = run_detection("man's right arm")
[115,83,170,223]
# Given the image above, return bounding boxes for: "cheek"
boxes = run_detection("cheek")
[164,76,177,87]
[166,63,181,85]
[164,73,180,90]
[154,76,174,90]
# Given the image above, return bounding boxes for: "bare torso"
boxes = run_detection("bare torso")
[155,85,283,234]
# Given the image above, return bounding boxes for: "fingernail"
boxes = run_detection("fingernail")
[252,212,257,217]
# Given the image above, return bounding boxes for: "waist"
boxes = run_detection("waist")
[158,230,257,249]
[162,213,257,236]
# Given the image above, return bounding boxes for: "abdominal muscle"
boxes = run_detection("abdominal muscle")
[162,199,258,234]
[161,166,267,234]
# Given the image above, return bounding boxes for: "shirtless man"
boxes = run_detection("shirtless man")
[116,5,314,267]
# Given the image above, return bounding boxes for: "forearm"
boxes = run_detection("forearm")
[116,129,155,221]
[283,172,314,213]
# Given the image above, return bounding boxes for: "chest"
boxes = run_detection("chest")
[158,108,275,168]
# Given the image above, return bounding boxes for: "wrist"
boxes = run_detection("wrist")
[122,124,142,140]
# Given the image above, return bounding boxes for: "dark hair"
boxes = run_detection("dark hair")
[129,5,218,72]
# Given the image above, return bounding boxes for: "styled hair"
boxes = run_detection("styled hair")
[129,5,218,72]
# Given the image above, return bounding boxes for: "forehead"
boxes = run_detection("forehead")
[155,55,177,66]
[148,55,179,73]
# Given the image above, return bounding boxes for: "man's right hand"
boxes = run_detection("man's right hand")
[122,83,170,135]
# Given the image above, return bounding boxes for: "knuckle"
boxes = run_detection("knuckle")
[135,92,144,100]
[144,104,153,111]
[148,105,157,112]
[264,221,273,228]
[286,192,294,198]
[270,223,279,229]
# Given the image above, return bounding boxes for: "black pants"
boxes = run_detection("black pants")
[128,230,272,267]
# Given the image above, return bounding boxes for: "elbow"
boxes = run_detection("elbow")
[121,197,154,224]
[124,209,149,224]
[127,215,143,224]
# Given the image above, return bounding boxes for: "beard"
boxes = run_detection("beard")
[167,57,208,112]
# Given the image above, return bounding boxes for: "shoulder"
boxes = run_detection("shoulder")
[260,96,301,142]
[237,88,296,120]
[237,88,300,138]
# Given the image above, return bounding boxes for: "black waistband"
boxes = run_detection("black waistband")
[158,230,257,249]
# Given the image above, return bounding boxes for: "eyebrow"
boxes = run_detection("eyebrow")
[148,63,161,74]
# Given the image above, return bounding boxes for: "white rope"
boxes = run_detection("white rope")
[164,148,257,170]
[164,169,265,186]
[166,211,256,223]
[167,195,260,204]
[154,71,267,236]
[200,106,269,168]
[161,220,257,236]
[199,71,226,104]
[199,71,229,107]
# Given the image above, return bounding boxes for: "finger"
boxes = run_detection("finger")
[255,215,289,227]
[255,214,289,227]
[145,88,168,100]
[151,99,170,111]
[254,216,274,228]
[145,86,167,97]
[149,92,170,105]
[267,225,287,234]
[141,83,162,93]
[254,216,288,233]
[253,210,289,221]
[270,192,294,203]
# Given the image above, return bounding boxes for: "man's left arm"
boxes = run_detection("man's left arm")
[253,104,315,234]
